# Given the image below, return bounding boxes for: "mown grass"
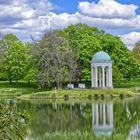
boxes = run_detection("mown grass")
[115,79,140,88]
[0,79,140,99]
[0,81,37,88]
[43,131,127,140]
[0,88,33,96]
[0,81,35,97]
[20,88,137,100]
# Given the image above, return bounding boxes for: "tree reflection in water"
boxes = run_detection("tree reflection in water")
[15,97,140,140]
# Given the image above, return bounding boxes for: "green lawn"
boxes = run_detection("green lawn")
[43,131,127,140]
[0,79,140,99]
[20,88,137,100]
[0,81,35,98]
[115,79,140,88]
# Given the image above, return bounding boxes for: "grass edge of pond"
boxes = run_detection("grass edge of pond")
[18,88,139,100]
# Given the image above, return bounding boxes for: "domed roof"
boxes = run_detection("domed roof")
[92,51,111,62]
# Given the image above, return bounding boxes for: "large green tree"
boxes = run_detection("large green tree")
[6,41,27,85]
[133,41,140,64]
[60,24,140,82]
[0,34,19,81]
[100,33,140,80]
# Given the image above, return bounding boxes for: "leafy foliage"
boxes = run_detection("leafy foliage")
[32,31,77,88]
[0,102,28,140]
[0,24,139,87]
[133,41,140,62]
[60,24,140,81]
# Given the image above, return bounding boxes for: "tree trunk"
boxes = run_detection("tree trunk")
[27,80,30,87]
[56,71,59,89]
[60,62,63,88]
[9,76,12,85]
[54,60,59,89]
[69,71,72,84]
[16,78,18,87]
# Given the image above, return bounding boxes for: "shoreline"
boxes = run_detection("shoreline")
[13,88,140,100]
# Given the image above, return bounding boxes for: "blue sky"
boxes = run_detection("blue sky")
[0,0,140,49]
[52,0,140,15]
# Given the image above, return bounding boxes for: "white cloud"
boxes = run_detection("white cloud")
[1,0,140,49]
[34,0,140,31]
[78,0,137,19]
[0,0,55,40]
[120,32,140,50]
[30,0,54,15]
[0,0,54,25]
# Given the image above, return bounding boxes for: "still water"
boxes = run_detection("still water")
[2,97,140,140]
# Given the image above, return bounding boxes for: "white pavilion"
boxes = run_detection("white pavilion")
[91,51,113,89]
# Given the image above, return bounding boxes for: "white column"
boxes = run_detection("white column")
[99,68,102,87]
[103,103,106,126]
[106,67,109,87]
[91,67,94,88]
[109,102,113,126]
[96,103,99,125]
[108,66,113,88]
[107,103,110,124]
[99,103,103,124]
[102,66,105,88]
[92,104,96,126]
[95,66,98,87]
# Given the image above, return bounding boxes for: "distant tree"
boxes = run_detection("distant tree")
[100,34,140,80]
[6,41,27,85]
[32,31,77,88]
[0,34,19,82]
[0,40,7,80]
[133,41,140,64]
[24,42,37,86]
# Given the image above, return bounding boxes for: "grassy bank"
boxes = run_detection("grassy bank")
[115,79,140,88]
[0,88,34,98]
[43,131,127,140]
[0,79,140,99]
[0,81,35,98]
[20,88,138,100]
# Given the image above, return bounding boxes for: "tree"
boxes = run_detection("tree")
[100,34,140,80]
[0,34,20,83]
[60,24,140,82]
[0,39,7,80]
[6,41,27,85]
[60,24,102,81]
[32,31,77,88]
[133,41,140,64]
[24,42,37,86]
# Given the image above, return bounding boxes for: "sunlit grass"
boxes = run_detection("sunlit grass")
[19,88,136,100]
[0,79,140,99]
[43,131,126,140]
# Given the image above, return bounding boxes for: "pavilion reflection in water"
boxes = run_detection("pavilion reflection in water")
[92,101,114,136]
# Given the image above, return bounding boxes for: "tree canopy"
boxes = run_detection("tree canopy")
[0,24,139,88]
[133,41,140,64]
[60,24,140,81]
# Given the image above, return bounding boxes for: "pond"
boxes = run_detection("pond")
[1,96,140,140]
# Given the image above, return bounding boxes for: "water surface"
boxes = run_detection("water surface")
[2,97,140,140]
